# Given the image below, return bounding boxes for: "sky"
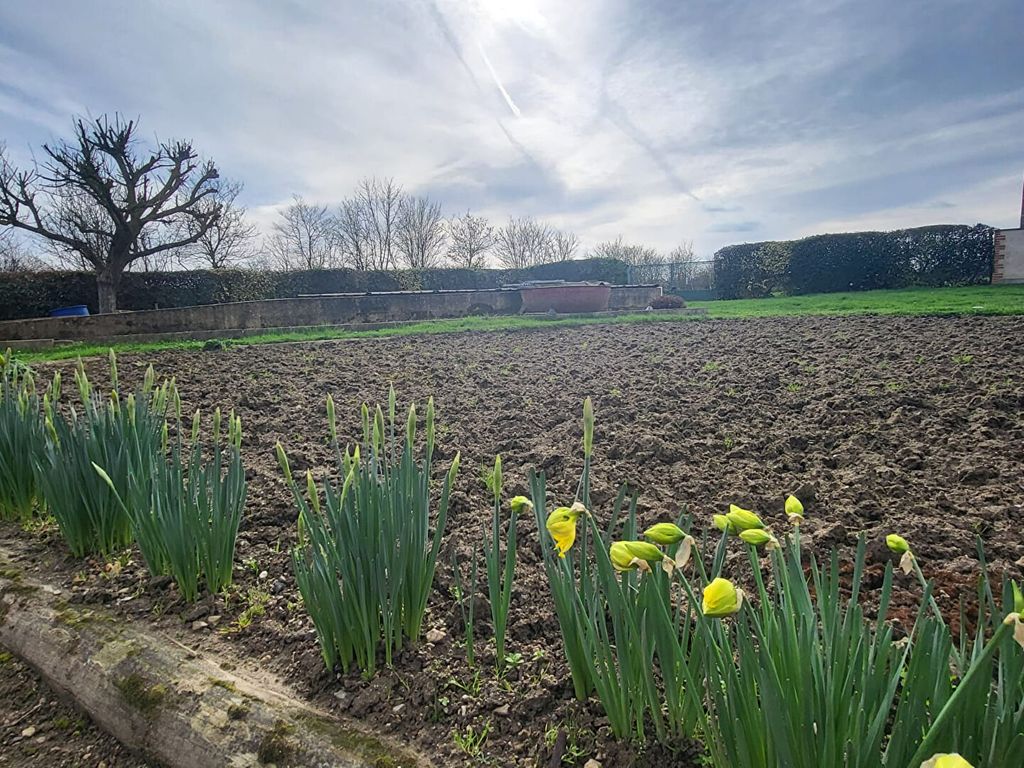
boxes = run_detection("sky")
[1,0,1023,258]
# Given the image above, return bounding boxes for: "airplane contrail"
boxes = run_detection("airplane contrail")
[477,42,522,118]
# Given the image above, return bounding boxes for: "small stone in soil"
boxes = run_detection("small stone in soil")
[258,570,269,580]
[425,628,446,643]
[21,726,36,738]
[208,614,222,626]
[191,620,209,630]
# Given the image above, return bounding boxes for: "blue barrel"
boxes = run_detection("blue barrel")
[49,305,90,318]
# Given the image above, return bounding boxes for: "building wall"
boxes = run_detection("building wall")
[0,285,664,343]
[993,229,1024,284]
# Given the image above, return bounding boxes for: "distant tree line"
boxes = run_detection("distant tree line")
[0,113,697,313]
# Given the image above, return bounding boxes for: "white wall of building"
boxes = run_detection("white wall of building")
[995,229,1024,283]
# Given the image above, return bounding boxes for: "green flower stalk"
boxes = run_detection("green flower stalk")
[484,455,518,670]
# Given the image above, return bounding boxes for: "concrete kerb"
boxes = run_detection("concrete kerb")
[0,544,427,768]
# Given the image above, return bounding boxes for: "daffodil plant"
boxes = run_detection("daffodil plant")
[483,456,524,670]
[0,350,48,522]
[37,355,168,557]
[282,388,459,677]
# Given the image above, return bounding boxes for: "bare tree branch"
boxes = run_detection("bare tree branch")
[0,115,221,312]
[396,195,446,269]
[494,216,556,269]
[179,179,258,269]
[589,236,664,266]
[548,230,580,262]
[267,195,341,270]
[446,211,494,269]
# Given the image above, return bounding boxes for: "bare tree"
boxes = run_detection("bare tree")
[668,240,695,263]
[494,216,556,269]
[0,228,44,271]
[335,177,404,271]
[396,195,446,269]
[336,197,370,270]
[267,195,340,270]
[182,179,257,269]
[590,236,663,266]
[446,212,494,269]
[0,118,220,313]
[548,230,580,262]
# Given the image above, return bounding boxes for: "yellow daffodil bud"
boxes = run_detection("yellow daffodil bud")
[610,541,636,571]
[702,578,743,618]
[785,494,804,521]
[726,504,763,532]
[1004,581,1024,650]
[582,397,594,457]
[546,505,585,558]
[509,495,533,515]
[712,514,732,533]
[609,540,666,573]
[644,522,686,546]
[886,534,915,574]
[886,534,910,554]
[739,528,779,550]
[275,442,293,485]
[921,754,974,768]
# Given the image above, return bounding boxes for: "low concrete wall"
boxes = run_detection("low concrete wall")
[0,285,662,343]
[993,228,1024,284]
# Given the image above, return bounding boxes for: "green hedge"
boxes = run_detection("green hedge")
[713,224,994,299]
[0,258,628,321]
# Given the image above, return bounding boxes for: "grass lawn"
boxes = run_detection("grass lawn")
[690,284,1024,318]
[11,284,1024,363]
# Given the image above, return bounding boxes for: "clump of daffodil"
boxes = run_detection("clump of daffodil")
[546,501,587,558]
[610,540,668,573]
[921,754,975,768]
[785,494,804,523]
[509,495,533,514]
[886,533,915,575]
[739,527,780,550]
[702,577,743,618]
[725,504,764,532]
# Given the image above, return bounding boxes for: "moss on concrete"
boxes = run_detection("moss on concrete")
[207,677,239,693]
[115,673,168,720]
[295,711,407,768]
[257,719,295,765]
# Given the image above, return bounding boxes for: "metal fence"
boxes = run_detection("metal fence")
[626,260,715,298]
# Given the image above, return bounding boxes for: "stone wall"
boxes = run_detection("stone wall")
[993,229,1024,284]
[0,285,663,344]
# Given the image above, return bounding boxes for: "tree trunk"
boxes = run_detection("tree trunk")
[96,267,119,314]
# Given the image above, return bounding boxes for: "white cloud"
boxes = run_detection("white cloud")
[0,0,1021,258]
